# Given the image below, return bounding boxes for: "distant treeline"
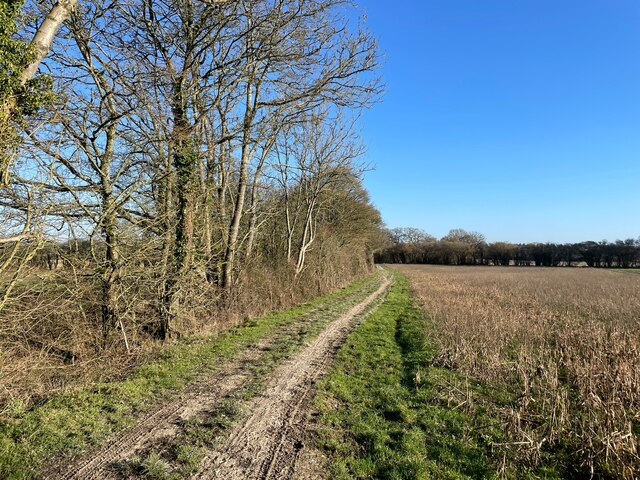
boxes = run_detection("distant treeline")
[375,228,640,268]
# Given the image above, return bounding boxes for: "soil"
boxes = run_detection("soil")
[46,273,390,480]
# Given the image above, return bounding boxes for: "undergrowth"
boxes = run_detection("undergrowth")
[0,272,382,479]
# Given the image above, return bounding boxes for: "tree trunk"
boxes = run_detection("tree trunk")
[295,198,318,277]
[221,70,258,289]
[99,186,120,347]
[1,0,78,185]
[245,148,270,261]
[161,82,196,339]
[172,97,196,278]
[20,0,79,85]
[221,144,250,289]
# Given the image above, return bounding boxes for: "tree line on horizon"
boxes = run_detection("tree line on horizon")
[375,227,640,268]
[0,0,385,391]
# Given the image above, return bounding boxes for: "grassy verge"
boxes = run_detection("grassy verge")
[315,272,563,479]
[0,272,383,480]
[121,276,387,479]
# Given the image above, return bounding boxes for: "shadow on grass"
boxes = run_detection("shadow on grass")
[315,272,565,480]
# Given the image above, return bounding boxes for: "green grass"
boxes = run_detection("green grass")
[132,281,387,478]
[315,272,563,480]
[609,268,640,275]
[0,272,383,480]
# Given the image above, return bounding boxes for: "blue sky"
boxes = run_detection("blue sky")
[356,0,640,243]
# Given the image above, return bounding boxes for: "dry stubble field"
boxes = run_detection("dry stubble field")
[393,265,640,479]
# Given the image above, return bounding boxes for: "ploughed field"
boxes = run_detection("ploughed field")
[392,265,640,479]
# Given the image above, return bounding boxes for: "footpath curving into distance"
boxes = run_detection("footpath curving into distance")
[45,270,390,480]
[197,273,390,480]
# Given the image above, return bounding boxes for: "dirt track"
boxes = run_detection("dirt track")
[47,272,389,479]
[197,274,390,480]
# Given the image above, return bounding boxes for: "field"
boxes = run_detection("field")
[3,265,639,479]
[393,265,640,478]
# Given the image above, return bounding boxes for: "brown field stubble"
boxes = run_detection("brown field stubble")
[393,265,640,479]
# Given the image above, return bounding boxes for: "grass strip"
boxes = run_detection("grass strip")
[315,271,563,480]
[0,272,382,480]
[124,275,388,479]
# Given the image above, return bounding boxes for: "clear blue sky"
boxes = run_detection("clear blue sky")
[356,0,640,243]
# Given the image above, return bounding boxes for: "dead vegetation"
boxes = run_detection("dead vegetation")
[0,248,373,411]
[395,265,640,478]
[0,0,384,414]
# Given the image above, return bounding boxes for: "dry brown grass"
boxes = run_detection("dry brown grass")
[393,264,640,478]
[0,256,371,411]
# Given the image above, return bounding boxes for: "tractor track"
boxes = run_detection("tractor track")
[44,272,389,480]
[45,342,270,480]
[196,274,390,480]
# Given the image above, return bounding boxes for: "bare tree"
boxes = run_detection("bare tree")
[0,0,385,401]
[388,227,436,245]
[121,0,242,336]
[219,0,381,288]
[292,113,365,277]
[13,2,149,348]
